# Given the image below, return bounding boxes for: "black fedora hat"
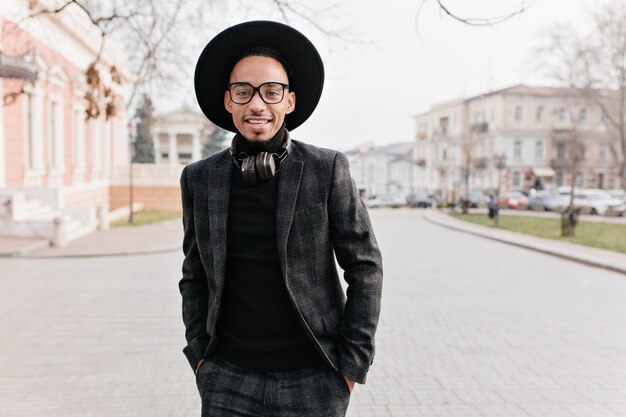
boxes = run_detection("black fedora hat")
[194,20,324,133]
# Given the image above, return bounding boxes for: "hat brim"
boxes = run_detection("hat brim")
[194,21,324,133]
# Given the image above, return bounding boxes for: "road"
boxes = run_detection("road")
[0,209,625,417]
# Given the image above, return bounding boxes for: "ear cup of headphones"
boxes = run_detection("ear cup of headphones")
[241,155,259,185]
[255,152,277,182]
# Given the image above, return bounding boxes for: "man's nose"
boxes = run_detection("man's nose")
[248,91,267,111]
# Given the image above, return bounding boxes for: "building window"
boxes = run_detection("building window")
[91,119,101,170]
[515,105,523,122]
[512,171,521,187]
[575,172,584,187]
[556,171,564,186]
[439,116,449,134]
[598,173,605,189]
[73,109,85,169]
[578,143,586,160]
[49,101,62,169]
[536,106,544,122]
[557,143,566,159]
[558,107,567,121]
[442,149,447,160]
[535,141,543,159]
[579,108,588,124]
[601,108,609,124]
[514,140,522,158]
[599,144,608,160]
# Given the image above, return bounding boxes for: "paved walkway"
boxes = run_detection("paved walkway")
[424,210,626,275]
[2,209,623,277]
[1,210,625,417]
[0,218,182,257]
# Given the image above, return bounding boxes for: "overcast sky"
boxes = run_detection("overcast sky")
[164,0,612,152]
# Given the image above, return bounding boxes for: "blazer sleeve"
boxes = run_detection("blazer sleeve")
[178,164,210,372]
[328,152,383,384]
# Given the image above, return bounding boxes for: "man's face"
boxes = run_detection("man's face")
[224,56,295,142]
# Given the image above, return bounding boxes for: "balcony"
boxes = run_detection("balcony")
[0,52,38,82]
[471,157,488,170]
[550,158,573,169]
[470,122,489,133]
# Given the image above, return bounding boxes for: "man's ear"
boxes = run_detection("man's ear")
[224,90,232,113]
[286,92,295,114]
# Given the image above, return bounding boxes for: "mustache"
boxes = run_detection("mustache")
[243,112,272,118]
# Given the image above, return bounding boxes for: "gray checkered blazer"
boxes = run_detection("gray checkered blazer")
[179,139,383,384]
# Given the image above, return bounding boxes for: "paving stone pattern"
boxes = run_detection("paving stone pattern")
[0,210,625,416]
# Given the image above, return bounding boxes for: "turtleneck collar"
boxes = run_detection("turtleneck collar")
[234,125,286,155]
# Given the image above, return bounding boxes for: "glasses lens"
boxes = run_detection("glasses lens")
[229,83,253,104]
[260,83,284,103]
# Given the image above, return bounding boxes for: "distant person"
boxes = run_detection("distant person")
[178,21,383,416]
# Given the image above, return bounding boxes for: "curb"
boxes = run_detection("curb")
[18,244,182,259]
[424,211,626,276]
[0,239,51,258]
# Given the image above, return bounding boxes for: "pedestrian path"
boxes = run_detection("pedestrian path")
[424,209,626,275]
[0,218,182,257]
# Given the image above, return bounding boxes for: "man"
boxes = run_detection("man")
[179,21,383,417]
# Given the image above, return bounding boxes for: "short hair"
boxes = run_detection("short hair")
[236,45,293,86]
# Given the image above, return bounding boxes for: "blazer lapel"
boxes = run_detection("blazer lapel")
[207,151,232,288]
[276,143,304,272]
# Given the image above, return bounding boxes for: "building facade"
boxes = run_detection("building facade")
[0,0,130,244]
[151,105,218,166]
[108,106,224,213]
[345,142,416,198]
[413,84,621,203]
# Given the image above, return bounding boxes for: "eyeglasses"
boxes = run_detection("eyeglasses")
[227,82,290,104]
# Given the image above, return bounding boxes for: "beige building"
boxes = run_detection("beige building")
[109,106,226,213]
[413,84,620,202]
[152,105,218,166]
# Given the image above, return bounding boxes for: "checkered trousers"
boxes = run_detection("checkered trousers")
[195,357,351,417]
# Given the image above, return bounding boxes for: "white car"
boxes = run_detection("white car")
[366,193,407,208]
[573,189,625,216]
[608,189,626,203]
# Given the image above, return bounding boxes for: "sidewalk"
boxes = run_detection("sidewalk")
[0,218,182,258]
[424,209,626,275]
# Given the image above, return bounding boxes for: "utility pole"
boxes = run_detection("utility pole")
[494,154,507,226]
[128,122,135,224]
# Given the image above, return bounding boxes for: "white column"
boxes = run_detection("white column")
[31,89,45,170]
[192,132,201,161]
[153,133,161,163]
[168,132,178,166]
[0,77,5,187]
[103,120,111,172]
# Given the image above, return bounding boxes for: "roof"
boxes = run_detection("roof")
[345,142,414,162]
[466,83,616,101]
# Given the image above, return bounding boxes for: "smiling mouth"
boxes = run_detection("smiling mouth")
[245,118,272,128]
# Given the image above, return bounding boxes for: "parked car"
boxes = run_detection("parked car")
[366,193,407,208]
[573,189,625,216]
[458,190,490,208]
[527,191,559,211]
[608,189,626,203]
[406,193,437,208]
[497,191,529,209]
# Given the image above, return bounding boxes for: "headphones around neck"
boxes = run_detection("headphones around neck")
[229,133,291,185]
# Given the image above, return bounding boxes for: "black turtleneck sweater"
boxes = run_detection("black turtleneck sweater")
[215,128,323,372]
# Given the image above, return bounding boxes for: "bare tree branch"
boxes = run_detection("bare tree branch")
[434,0,531,27]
